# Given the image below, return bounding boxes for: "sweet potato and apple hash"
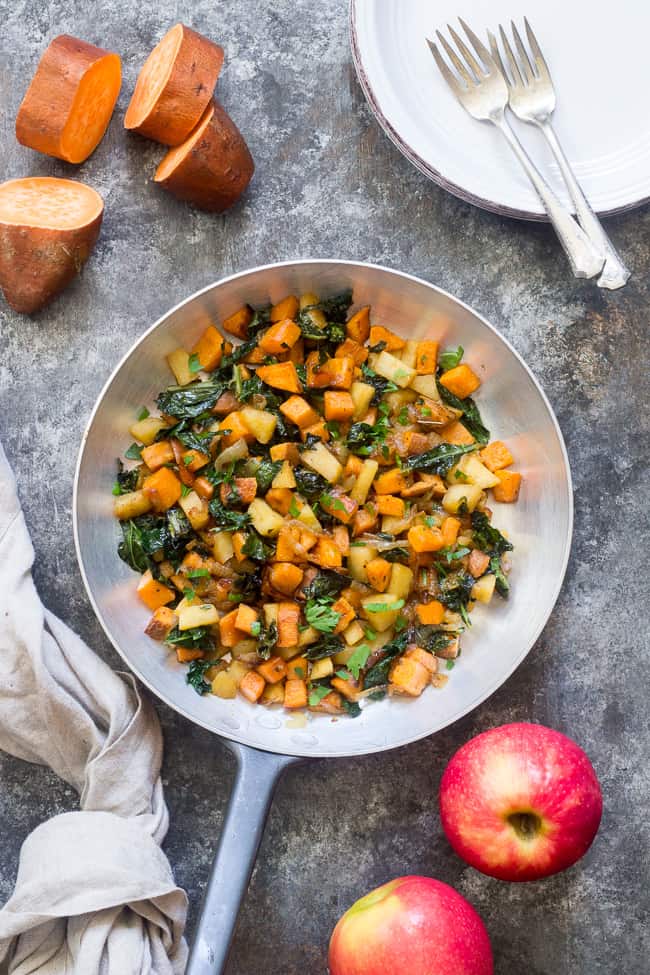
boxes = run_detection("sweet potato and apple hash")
[112,290,521,716]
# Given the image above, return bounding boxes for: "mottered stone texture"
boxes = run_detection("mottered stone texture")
[0,1,648,972]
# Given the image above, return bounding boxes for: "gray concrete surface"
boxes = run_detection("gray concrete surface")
[0,2,648,972]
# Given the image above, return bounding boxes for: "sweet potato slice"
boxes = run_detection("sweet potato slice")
[16,35,121,164]
[154,100,254,212]
[0,177,103,314]
[124,24,223,145]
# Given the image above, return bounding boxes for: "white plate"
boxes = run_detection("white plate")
[351,0,650,219]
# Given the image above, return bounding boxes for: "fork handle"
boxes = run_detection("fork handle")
[536,119,631,290]
[493,114,605,279]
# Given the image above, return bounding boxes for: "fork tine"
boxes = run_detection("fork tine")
[524,18,552,83]
[498,25,525,88]
[447,23,485,79]
[426,38,468,97]
[510,20,535,83]
[435,30,475,86]
[487,28,510,85]
[458,18,494,67]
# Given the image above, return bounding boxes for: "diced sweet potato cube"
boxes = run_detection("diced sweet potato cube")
[286,656,308,680]
[239,669,266,703]
[270,294,299,322]
[341,586,363,611]
[405,646,438,674]
[257,362,302,393]
[269,562,304,595]
[331,596,356,633]
[143,467,182,511]
[257,656,287,684]
[265,487,294,515]
[492,469,522,503]
[289,338,304,364]
[218,411,255,449]
[480,440,514,472]
[270,442,301,463]
[176,647,205,663]
[258,319,302,355]
[319,491,358,524]
[352,504,378,536]
[439,364,481,399]
[220,477,257,506]
[440,420,475,446]
[219,608,241,647]
[192,325,225,371]
[389,656,429,696]
[468,549,491,578]
[280,395,320,429]
[141,440,175,471]
[365,557,391,593]
[374,468,408,495]
[232,532,247,562]
[331,675,360,701]
[193,475,215,500]
[144,607,177,641]
[170,438,210,474]
[369,325,405,352]
[137,569,175,611]
[324,356,355,390]
[441,516,461,546]
[300,420,330,442]
[310,536,342,568]
[324,391,355,422]
[415,601,445,625]
[376,495,405,517]
[223,305,253,339]
[277,601,300,648]
[305,350,331,388]
[415,341,439,375]
[335,338,368,365]
[346,306,370,343]
[275,525,301,561]
[284,678,308,709]
[235,603,259,635]
[408,525,445,553]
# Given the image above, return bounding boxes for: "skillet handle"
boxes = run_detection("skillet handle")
[186,741,300,975]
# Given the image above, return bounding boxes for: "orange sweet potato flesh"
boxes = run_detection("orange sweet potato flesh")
[155,100,254,213]
[16,35,121,164]
[125,24,223,145]
[0,177,103,314]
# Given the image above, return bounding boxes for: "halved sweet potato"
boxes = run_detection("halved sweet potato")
[0,177,103,314]
[154,100,254,212]
[16,35,121,163]
[124,24,223,145]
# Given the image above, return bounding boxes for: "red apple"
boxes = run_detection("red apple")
[328,875,493,975]
[440,722,602,881]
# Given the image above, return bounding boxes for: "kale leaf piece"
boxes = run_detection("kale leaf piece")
[113,460,139,495]
[471,511,513,598]
[255,459,282,493]
[411,625,456,655]
[303,570,347,602]
[305,633,345,661]
[360,363,398,405]
[363,631,410,689]
[403,442,477,477]
[242,530,274,562]
[167,626,214,651]
[117,511,193,573]
[208,497,251,530]
[294,467,328,501]
[436,379,490,445]
[186,658,214,695]
[257,621,278,660]
[157,379,229,420]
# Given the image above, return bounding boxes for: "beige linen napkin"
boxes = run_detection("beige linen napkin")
[0,442,188,973]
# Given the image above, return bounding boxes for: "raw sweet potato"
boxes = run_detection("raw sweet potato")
[125,24,223,145]
[16,35,121,163]
[154,100,254,212]
[0,177,103,314]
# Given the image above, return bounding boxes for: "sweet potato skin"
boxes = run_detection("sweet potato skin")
[124,25,224,145]
[16,35,121,163]
[0,179,103,314]
[155,100,254,212]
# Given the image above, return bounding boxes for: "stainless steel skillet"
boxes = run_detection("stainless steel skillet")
[73,259,572,974]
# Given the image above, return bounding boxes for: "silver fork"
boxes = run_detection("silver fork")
[491,20,630,290]
[427,20,605,280]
